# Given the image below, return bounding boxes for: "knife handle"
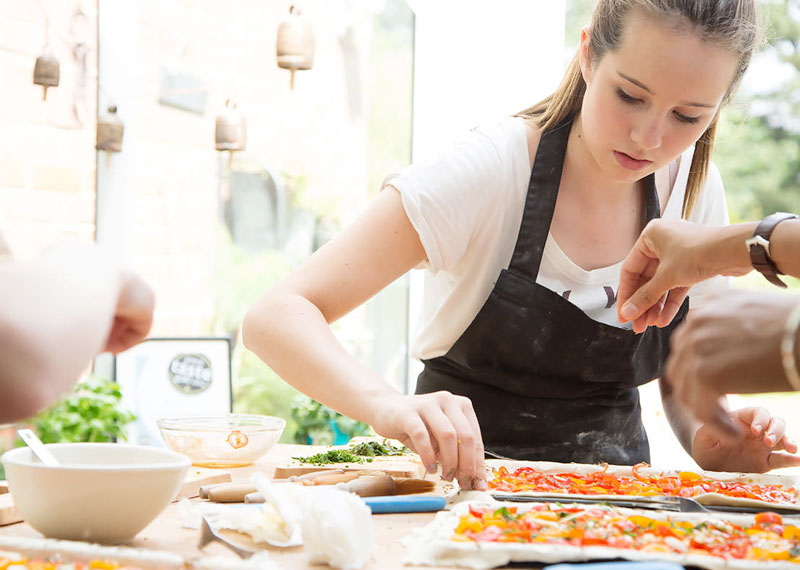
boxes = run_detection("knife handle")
[363,496,446,513]
[545,562,683,569]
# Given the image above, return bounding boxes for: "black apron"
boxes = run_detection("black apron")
[416,121,688,465]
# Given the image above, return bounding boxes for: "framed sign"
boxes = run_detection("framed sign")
[114,337,232,446]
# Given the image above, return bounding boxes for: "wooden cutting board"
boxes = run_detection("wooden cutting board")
[172,467,232,501]
[0,494,19,526]
[274,438,427,479]
[273,454,426,479]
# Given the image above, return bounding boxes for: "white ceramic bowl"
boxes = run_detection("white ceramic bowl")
[2,442,190,543]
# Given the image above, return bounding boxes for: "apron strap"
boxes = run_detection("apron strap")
[507,123,570,279]
[509,120,661,280]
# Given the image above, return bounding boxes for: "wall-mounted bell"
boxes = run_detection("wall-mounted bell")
[33,53,60,101]
[276,5,314,90]
[215,99,246,151]
[96,105,124,153]
[215,99,246,168]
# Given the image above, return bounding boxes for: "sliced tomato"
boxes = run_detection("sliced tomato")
[755,512,783,526]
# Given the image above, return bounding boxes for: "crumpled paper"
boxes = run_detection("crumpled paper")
[180,474,375,569]
[292,485,375,570]
[252,472,375,569]
[177,495,302,548]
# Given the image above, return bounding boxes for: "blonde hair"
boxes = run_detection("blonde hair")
[518,0,760,217]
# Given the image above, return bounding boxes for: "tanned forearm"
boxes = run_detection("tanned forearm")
[242,291,399,426]
[705,220,800,280]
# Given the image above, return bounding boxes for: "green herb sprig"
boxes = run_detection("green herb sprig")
[292,449,374,466]
[293,439,409,465]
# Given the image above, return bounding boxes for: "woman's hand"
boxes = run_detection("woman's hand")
[665,290,799,436]
[366,391,487,490]
[692,407,800,473]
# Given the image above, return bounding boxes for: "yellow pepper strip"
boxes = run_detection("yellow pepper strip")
[455,515,484,534]
[751,547,791,561]
[533,511,559,521]
[784,526,800,540]
[627,515,653,527]
[746,529,773,537]
[89,561,120,569]
[678,471,702,482]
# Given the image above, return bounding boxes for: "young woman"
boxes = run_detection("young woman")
[243,0,800,489]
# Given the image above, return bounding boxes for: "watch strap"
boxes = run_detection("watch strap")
[749,212,798,288]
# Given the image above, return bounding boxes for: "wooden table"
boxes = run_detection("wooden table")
[0,444,498,570]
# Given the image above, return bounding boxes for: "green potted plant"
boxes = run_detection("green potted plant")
[290,395,371,445]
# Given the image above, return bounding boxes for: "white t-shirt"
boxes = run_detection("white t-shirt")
[383,117,730,361]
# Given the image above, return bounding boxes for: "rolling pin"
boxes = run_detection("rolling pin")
[205,482,259,503]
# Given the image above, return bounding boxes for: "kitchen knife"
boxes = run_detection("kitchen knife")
[542,561,683,570]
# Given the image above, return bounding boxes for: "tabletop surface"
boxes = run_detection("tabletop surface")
[0,443,490,570]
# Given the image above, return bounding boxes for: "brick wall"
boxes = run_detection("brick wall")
[0,0,378,337]
[0,0,98,257]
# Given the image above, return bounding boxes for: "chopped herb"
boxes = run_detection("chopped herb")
[494,506,516,521]
[293,439,407,465]
[292,449,375,465]
[347,439,409,457]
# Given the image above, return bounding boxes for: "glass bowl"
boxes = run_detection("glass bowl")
[157,413,286,467]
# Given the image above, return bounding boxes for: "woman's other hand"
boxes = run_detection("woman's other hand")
[692,407,800,473]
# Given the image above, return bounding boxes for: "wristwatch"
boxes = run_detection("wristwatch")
[745,212,798,288]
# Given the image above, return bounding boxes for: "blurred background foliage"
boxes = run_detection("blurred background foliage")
[213,1,413,445]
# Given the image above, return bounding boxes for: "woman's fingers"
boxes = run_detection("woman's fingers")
[410,392,485,487]
[420,406,459,481]
[440,399,476,483]
[459,397,487,490]
[400,413,439,475]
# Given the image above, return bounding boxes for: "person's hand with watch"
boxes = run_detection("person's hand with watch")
[617,212,800,437]
[618,213,800,330]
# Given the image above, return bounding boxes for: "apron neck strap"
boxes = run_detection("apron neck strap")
[509,120,659,279]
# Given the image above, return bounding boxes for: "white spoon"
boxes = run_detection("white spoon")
[17,429,60,466]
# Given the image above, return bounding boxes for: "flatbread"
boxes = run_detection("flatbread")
[403,497,800,570]
[0,535,278,570]
[487,460,800,511]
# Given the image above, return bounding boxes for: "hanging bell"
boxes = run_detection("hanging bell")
[96,105,124,153]
[215,99,246,152]
[276,5,315,89]
[33,53,60,101]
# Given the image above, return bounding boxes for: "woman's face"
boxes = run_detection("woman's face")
[579,12,740,182]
